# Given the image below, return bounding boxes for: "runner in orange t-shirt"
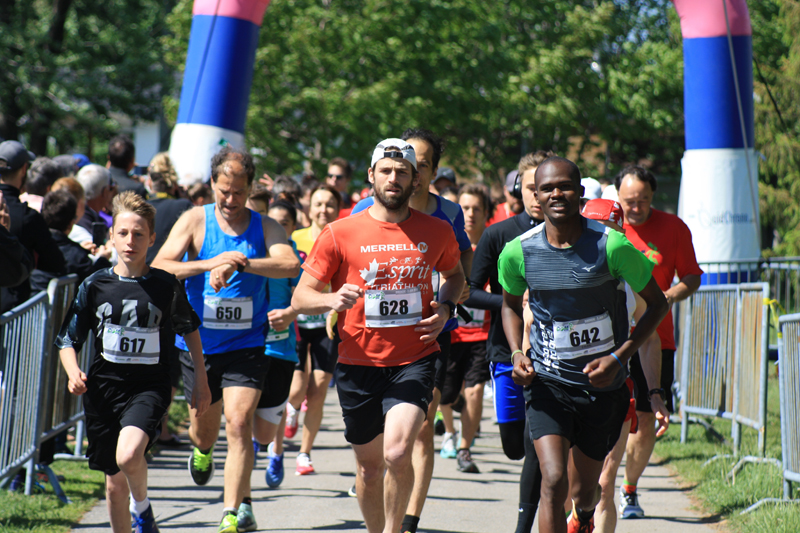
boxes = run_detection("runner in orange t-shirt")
[292,138,464,533]
[615,165,703,521]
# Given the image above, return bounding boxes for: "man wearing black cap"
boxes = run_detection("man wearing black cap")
[0,140,65,311]
[432,167,456,194]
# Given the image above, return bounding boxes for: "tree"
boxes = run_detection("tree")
[0,0,177,158]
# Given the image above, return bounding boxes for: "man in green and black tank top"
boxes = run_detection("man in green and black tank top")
[498,157,669,533]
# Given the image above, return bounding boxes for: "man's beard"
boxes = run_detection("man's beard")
[374,182,413,211]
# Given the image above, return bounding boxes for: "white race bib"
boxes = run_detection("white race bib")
[457,306,485,329]
[203,297,253,330]
[365,287,423,328]
[102,324,160,365]
[552,312,615,359]
[297,313,327,329]
[266,328,290,343]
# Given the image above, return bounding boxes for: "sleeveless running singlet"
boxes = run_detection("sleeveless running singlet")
[178,204,268,354]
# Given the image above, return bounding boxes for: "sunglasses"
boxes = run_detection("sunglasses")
[327,174,346,180]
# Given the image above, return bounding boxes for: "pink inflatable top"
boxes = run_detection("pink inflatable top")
[672,0,751,38]
[193,0,271,26]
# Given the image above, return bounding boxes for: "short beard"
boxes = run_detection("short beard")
[374,183,413,211]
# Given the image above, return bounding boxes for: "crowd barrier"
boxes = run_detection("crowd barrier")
[743,313,800,513]
[0,275,86,501]
[678,283,770,460]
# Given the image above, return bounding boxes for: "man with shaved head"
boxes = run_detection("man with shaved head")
[498,157,669,533]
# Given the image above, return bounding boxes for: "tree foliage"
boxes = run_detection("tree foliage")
[164,0,684,183]
[0,0,177,158]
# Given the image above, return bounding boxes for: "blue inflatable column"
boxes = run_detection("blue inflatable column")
[673,0,759,283]
[169,0,271,184]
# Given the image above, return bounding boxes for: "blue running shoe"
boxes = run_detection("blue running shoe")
[132,504,160,533]
[265,442,284,488]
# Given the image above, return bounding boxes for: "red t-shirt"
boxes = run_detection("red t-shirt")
[487,202,512,226]
[302,208,461,366]
[623,209,704,350]
[452,243,490,344]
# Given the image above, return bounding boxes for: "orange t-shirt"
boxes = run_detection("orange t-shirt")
[623,209,704,350]
[302,208,461,367]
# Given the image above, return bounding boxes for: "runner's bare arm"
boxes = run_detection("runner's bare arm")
[458,248,473,302]
[59,347,87,395]
[415,262,465,343]
[152,207,247,279]
[183,329,211,417]
[237,216,300,278]
[584,277,668,388]
[292,272,363,315]
[502,290,535,386]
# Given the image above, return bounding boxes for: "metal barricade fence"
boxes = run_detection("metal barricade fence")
[731,283,769,456]
[0,292,50,495]
[680,284,739,444]
[39,276,89,457]
[744,313,800,513]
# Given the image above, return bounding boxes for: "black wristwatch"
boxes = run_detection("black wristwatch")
[440,300,457,319]
[648,388,666,401]
[237,261,246,273]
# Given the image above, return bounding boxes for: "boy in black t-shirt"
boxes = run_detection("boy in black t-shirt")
[57,191,211,533]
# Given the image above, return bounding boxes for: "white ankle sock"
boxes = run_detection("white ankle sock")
[130,496,150,516]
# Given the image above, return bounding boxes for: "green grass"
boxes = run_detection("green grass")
[654,364,800,533]
[0,459,104,533]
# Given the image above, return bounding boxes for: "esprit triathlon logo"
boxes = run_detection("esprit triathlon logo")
[359,256,432,290]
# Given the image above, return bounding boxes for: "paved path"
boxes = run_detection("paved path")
[73,391,720,532]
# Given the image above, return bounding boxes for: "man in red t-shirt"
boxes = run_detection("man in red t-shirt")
[615,165,703,520]
[292,138,464,533]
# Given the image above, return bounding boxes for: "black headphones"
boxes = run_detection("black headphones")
[511,170,522,200]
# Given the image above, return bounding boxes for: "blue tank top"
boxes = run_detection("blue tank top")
[177,204,268,354]
[263,240,302,363]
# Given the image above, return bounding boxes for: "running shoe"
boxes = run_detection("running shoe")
[236,502,257,532]
[347,484,357,497]
[440,432,457,459]
[618,486,645,519]
[131,504,160,533]
[433,410,445,436]
[285,403,299,439]
[566,511,594,533]
[218,513,238,533]
[456,448,479,473]
[295,452,315,475]
[301,399,308,412]
[265,442,284,488]
[188,446,215,486]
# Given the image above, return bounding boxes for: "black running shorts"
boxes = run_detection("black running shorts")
[628,349,676,413]
[441,340,490,405]
[335,351,438,445]
[180,347,270,405]
[525,375,629,462]
[258,358,296,409]
[295,327,338,374]
[84,375,171,475]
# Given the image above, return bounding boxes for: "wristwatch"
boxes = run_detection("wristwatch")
[648,388,666,401]
[440,300,456,319]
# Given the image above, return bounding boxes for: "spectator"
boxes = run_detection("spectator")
[146,154,194,263]
[0,191,34,313]
[51,177,93,246]
[19,157,62,212]
[76,164,116,241]
[186,182,213,206]
[106,134,147,197]
[0,140,65,309]
[31,189,112,291]
[53,154,78,178]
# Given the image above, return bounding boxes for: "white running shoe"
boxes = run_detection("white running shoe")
[440,432,457,459]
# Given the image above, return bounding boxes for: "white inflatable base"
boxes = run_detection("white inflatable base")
[678,148,760,263]
[169,123,245,187]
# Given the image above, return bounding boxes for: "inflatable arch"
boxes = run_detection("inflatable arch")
[169,0,759,274]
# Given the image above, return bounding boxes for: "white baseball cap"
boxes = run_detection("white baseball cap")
[370,138,416,170]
